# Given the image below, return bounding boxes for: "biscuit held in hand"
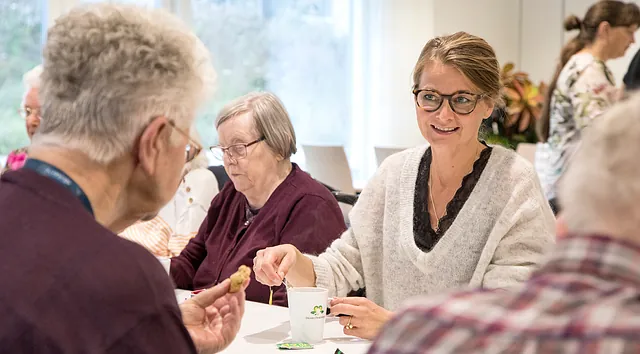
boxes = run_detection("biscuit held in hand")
[229,265,251,293]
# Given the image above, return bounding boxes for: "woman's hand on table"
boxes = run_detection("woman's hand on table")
[180,278,249,354]
[330,297,393,340]
[253,244,299,286]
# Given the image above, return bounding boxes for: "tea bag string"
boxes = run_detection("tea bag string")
[269,278,292,305]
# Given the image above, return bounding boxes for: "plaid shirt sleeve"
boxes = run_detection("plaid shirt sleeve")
[367,292,481,354]
[368,236,640,354]
[367,290,521,354]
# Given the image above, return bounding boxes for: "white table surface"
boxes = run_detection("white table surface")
[176,290,371,354]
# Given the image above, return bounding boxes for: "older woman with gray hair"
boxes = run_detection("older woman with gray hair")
[2,65,42,173]
[0,3,247,353]
[171,91,346,306]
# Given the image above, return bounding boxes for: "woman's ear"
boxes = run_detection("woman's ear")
[483,99,495,119]
[597,21,612,38]
[136,117,170,176]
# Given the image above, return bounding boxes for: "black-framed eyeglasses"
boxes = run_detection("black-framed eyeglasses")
[209,137,265,161]
[412,89,485,115]
[167,120,202,163]
[18,106,42,120]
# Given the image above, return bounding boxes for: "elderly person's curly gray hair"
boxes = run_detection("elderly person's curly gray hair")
[33,4,216,164]
[559,91,640,239]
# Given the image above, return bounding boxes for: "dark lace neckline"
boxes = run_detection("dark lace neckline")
[413,144,493,252]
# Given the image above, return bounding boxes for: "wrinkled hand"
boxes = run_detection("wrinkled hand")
[330,297,393,340]
[180,278,249,354]
[253,244,298,286]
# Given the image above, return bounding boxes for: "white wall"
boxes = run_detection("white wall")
[433,0,521,69]
[365,0,435,150]
[521,0,564,83]
[434,0,640,85]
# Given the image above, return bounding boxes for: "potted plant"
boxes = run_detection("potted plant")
[485,62,546,149]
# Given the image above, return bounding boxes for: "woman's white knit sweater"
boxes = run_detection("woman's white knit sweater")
[308,145,555,311]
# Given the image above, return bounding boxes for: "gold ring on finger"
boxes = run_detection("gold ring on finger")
[346,316,354,330]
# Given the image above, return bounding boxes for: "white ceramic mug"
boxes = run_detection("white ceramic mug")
[287,287,328,344]
[157,256,171,275]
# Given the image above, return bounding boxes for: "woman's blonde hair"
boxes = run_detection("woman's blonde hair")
[412,31,503,107]
[216,92,297,159]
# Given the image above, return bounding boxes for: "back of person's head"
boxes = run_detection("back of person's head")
[34,3,215,164]
[412,31,503,108]
[215,91,297,160]
[558,92,640,239]
[539,0,640,141]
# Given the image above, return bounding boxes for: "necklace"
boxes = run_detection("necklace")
[428,177,440,232]
[428,143,481,233]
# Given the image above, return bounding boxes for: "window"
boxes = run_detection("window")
[191,0,353,171]
[80,0,156,5]
[0,0,368,183]
[0,0,44,156]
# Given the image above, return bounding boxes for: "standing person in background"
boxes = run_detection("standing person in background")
[120,129,219,258]
[536,0,640,214]
[2,65,42,173]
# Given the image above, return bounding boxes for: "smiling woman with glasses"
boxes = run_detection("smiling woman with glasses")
[171,91,346,307]
[253,32,555,341]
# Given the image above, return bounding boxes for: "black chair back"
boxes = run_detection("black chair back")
[208,165,231,191]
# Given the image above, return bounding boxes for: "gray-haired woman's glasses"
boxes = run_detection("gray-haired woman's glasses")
[210,137,265,161]
[167,120,202,163]
[412,89,485,115]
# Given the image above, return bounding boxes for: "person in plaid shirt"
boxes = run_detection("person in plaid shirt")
[368,92,640,353]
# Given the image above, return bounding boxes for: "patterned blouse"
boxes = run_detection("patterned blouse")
[537,53,619,200]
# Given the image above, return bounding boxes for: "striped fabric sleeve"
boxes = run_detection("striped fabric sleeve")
[119,217,172,257]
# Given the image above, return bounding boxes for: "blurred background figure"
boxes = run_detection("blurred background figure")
[623,47,640,92]
[2,65,42,174]
[537,0,640,214]
[120,129,219,258]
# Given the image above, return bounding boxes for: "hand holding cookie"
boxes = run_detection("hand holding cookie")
[229,265,251,293]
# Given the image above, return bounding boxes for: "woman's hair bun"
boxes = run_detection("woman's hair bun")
[564,15,582,31]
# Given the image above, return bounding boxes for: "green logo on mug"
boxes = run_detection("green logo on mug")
[310,305,324,316]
